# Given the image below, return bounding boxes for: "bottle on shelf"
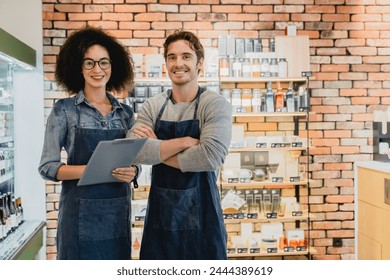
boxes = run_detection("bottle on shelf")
[7,192,16,231]
[221,88,231,104]
[286,83,295,112]
[219,56,230,78]
[269,58,278,78]
[278,58,288,78]
[0,194,6,240]
[241,58,251,78]
[298,86,309,112]
[260,58,270,77]
[16,197,23,225]
[232,56,242,78]
[275,82,284,112]
[251,58,261,78]
[265,81,274,112]
[251,89,262,113]
[241,89,252,113]
[0,150,5,176]
[231,89,242,113]
[1,194,10,236]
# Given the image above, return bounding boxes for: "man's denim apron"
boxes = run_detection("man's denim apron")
[140,87,227,260]
[57,106,131,260]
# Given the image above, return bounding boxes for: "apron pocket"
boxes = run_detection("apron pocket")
[79,196,129,241]
[151,186,200,231]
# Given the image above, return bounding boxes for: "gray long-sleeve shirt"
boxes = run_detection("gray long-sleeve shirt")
[127,89,232,172]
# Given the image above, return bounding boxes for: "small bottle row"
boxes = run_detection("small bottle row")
[0,192,23,241]
[221,189,304,220]
[219,56,288,78]
[227,222,307,255]
[222,82,309,114]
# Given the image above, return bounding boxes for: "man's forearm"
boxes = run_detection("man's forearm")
[160,137,199,161]
[163,155,180,169]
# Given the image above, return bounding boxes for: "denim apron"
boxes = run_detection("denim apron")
[140,87,227,260]
[57,105,131,260]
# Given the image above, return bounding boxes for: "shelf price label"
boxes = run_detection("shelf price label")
[233,213,245,219]
[250,248,260,253]
[223,214,234,219]
[301,71,312,77]
[292,142,303,147]
[239,178,251,183]
[292,211,303,216]
[296,246,307,251]
[247,213,258,219]
[272,177,283,183]
[267,248,278,253]
[290,176,300,182]
[271,143,285,148]
[283,246,295,253]
[266,212,277,219]
[256,142,267,148]
[227,248,236,254]
[228,178,239,183]
[237,248,248,254]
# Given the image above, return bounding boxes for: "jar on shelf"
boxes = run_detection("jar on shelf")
[278,58,288,78]
[251,58,261,77]
[251,89,262,112]
[241,58,251,78]
[241,89,252,113]
[260,58,270,77]
[265,83,274,112]
[219,56,230,77]
[221,88,231,104]
[231,88,242,113]
[270,58,278,77]
[232,57,242,78]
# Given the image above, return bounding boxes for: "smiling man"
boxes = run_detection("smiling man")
[127,30,232,260]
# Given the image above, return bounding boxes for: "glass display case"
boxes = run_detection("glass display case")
[0,28,45,259]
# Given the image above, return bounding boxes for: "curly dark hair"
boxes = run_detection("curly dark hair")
[55,26,134,94]
[163,29,204,63]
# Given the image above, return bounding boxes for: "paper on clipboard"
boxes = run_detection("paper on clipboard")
[77,138,147,186]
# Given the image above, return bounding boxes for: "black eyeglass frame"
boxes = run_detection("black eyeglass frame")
[82,58,112,70]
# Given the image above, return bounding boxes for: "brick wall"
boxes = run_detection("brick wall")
[42,0,390,260]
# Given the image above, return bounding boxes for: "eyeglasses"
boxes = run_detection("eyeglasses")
[82,58,111,70]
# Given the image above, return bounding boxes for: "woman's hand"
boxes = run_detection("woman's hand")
[134,124,157,139]
[112,166,137,184]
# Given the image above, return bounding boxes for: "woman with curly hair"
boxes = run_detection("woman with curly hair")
[39,26,137,260]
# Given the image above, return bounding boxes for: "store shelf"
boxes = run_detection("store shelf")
[232,111,307,117]
[134,77,219,83]
[224,212,315,224]
[227,247,317,258]
[220,179,310,189]
[229,146,307,153]
[220,77,307,83]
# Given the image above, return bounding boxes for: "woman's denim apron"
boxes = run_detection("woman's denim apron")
[57,106,131,260]
[140,87,227,260]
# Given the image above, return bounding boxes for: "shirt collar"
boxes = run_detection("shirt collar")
[74,90,124,110]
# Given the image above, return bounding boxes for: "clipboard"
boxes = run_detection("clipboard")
[77,138,147,186]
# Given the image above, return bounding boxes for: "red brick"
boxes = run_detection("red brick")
[114,4,146,13]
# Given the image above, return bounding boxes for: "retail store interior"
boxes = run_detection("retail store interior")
[1,0,390,261]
